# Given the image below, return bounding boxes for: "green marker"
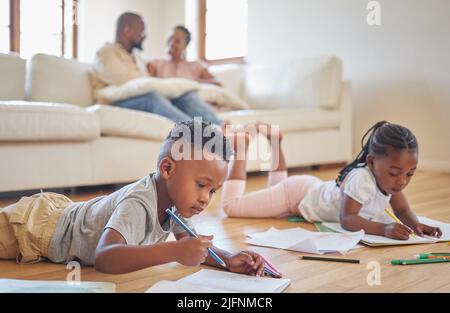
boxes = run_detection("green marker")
[391,258,450,265]
[417,253,450,259]
[288,217,306,223]
[314,222,338,233]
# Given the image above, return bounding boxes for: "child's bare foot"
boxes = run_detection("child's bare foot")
[219,120,231,134]
[225,124,260,161]
[225,126,251,152]
[256,122,283,143]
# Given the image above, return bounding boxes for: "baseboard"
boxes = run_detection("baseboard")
[419,160,450,173]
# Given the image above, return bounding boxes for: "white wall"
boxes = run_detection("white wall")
[160,0,186,45]
[78,0,185,63]
[248,0,450,171]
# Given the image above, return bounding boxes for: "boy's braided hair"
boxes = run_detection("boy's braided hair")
[165,120,233,162]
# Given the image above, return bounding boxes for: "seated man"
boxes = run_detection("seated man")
[91,12,223,126]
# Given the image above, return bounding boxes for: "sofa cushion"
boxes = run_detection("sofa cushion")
[209,64,245,98]
[0,53,26,101]
[243,56,342,110]
[25,54,94,107]
[219,107,341,133]
[86,104,174,141]
[0,101,100,141]
[198,84,250,110]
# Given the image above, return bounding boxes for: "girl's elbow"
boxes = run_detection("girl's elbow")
[339,215,354,231]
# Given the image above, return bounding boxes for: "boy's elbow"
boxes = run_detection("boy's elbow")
[94,250,117,274]
[94,249,134,275]
[94,253,108,274]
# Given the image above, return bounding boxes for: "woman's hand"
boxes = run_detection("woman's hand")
[146,62,156,76]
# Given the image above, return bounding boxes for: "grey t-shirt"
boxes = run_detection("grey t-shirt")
[47,173,194,265]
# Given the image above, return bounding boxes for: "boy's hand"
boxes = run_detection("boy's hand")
[412,223,442,238]
[225,250,265,277]
[175,235,213,267]
[384,223,413,240]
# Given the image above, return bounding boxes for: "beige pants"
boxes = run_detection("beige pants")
[0,192,72,264]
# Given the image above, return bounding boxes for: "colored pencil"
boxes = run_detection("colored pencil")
[300,256,360,264]
[391,258,450,265]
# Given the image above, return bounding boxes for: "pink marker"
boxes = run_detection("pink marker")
[260,254,282,276]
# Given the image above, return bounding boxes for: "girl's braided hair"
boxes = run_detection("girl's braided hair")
[336,121,418,186]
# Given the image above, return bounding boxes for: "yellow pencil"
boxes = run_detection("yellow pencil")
[384,208,417,239]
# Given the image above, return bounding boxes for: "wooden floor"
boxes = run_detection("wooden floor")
[1,167,449,293]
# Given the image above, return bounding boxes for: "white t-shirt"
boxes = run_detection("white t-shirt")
[298,167,391,222]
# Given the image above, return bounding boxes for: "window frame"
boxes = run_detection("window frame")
[198,0,246,65]
[7,0,79,58]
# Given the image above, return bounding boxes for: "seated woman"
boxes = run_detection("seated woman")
[147,25,222,86]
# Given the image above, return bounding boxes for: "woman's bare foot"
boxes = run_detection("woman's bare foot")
[256,122,284,143]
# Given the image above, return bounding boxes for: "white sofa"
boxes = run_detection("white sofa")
[0,53,352,193]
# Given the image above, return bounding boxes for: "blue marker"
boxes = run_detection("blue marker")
[166,208,227,268]
[263,266,280,278]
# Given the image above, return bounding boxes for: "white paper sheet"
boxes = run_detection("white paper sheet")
[146,280,230,293]
[322,216,450,246]
[0,279,116,293]
[146,269,291,293]
[245,227,364,255]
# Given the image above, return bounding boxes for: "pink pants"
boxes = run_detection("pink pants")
[221,171,322,218]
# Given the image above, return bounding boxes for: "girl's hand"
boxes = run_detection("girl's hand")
[226,251,265,277]
[413,223,442,238]
[383,223,413,240]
